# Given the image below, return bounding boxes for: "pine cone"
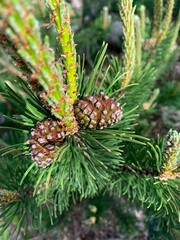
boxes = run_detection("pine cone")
[0,189,19,206]
[74,92,123,129]
[29,118,66,168]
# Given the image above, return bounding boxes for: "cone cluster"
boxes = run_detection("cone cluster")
[29,118,66,168]
[29,93,123,168]
[74,92,123,129]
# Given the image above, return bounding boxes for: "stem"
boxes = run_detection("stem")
[45,0,78,132]
[47,0,77,104]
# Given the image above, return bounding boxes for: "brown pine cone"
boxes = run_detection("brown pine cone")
[29,118,66,168]
[0,189,19,206]
[74,92,123,129]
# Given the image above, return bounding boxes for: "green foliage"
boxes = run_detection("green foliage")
[0,158,42,237]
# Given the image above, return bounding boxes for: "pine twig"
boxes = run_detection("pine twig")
[46,0,78,105]
[152,0,163,38]
[120,0,135,88]
[160,0,174,42]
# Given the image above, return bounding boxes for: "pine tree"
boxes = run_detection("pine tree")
[0,0,180,239]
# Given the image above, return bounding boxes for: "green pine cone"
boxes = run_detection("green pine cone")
[29,118,66,168]
[74,92,123,129]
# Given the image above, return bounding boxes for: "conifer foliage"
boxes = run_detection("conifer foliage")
[0,0,180,238]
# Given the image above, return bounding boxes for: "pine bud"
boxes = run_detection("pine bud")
[163,130,180,170]
[160,129,180,180]
[29,118,66,168]
[74,92,123,129]
[0,189,19,206]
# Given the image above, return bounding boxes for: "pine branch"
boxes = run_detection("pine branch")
[0,1,66,116]
[111,174,180,231]
[0,0,79,133]
[120,0,135,88]
[0,159,44,236]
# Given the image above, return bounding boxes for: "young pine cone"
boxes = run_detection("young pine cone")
[74,92,123,129]
[0,189,19,206]
[29,118,66,168]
